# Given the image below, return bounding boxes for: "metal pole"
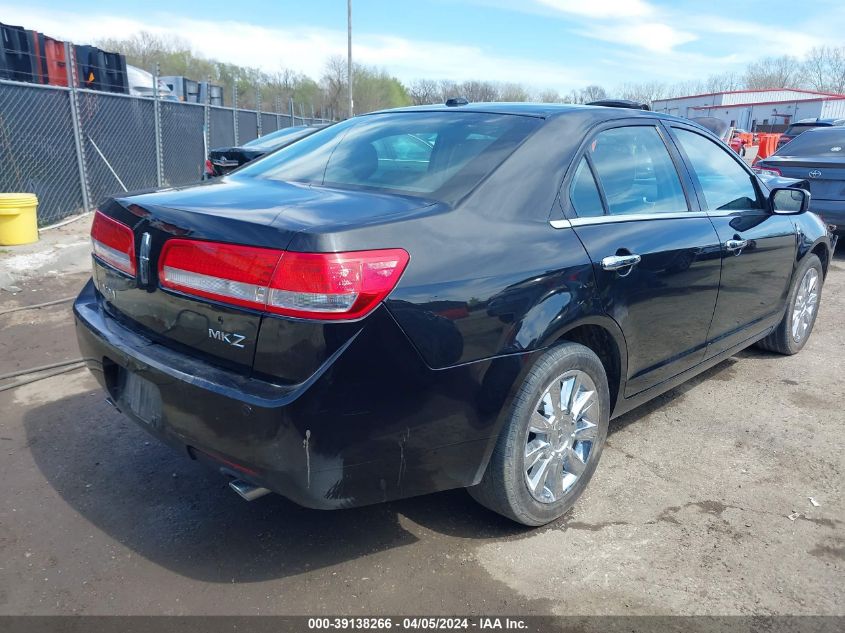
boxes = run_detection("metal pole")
[64,41,91,214]
[347,0,353,118]
[203,74,211,167]
[275,95,281,130]
[256,89,262,137]
[289,97,295,127]
[232,84,239,145]
[153,62,164,187]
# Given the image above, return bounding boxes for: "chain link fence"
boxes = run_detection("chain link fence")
[0,73,332,226]
[0,82,86,224]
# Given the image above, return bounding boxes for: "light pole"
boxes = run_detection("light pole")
[347,0,353,118]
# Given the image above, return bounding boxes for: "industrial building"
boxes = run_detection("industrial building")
[652,88,845,131]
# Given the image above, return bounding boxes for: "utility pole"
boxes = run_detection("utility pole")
[347,0,353,118]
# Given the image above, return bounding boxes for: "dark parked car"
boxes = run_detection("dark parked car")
[755,127,845,233]
[203,125,324,178]
[76,103,835,526]
[776,117,845,150]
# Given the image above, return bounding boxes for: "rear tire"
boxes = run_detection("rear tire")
[470,342,610,526]
[756,254,823,355]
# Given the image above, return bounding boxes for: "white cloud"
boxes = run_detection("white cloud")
[690,15,822,57]
[0,4,588,92]
[584,21,697,53]
[535,0,655,19]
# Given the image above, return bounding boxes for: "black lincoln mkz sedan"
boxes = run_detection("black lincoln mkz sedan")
[75,103,834,526]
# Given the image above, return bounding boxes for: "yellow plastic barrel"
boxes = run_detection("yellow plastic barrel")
[0,193,39,246]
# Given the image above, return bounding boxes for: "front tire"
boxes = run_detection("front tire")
[470,342,610,526]
[756,254,823,355]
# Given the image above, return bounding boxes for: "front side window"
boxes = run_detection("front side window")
[588,126,687,215]
[673,128,762,211]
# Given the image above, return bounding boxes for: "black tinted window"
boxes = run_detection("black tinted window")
[236,112,541,204]
[569,158,604,217]
[242,126,314,151]
[673,128,762,210]
[783,124,822,136]
[778,129,845,157]
[589,126,687,215]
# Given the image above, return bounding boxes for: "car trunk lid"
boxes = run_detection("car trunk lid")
[761,157,845,201]
[92,178,430,376]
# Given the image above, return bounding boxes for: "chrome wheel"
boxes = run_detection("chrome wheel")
[791,267,819,343]
[524,370,599,504]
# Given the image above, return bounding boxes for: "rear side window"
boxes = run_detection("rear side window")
[569,158,604,217]
[237,112,541,204]
[673,128,762,211]
[589,126,687,215]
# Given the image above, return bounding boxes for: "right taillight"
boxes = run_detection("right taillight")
[266,249,410,320]
[91,210,136,276]
[158,239,409,321]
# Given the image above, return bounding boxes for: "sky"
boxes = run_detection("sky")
[3,0,844,93]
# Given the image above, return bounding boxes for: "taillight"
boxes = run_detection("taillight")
[751,165,782,177]
[158,239,409,321]
[159,240,282,311]
[204,159,214,176]
[90,210,136,276]
[266,250,410,319]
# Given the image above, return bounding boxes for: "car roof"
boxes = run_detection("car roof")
[796,126,845,137]
[365,102,681,121]
[791,118,841,126]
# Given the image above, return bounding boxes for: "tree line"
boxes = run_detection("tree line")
[98,32,845,117]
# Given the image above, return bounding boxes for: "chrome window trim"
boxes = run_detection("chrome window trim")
[549,211,708,228]
[705,209,749,217]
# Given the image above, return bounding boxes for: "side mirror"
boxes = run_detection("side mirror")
[770,187,810,215]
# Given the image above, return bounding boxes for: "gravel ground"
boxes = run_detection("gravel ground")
[0,248,842,617]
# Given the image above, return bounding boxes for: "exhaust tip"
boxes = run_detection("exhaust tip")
[228,478,272,502]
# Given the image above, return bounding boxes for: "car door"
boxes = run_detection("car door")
[562,121,723,397]
[665,124,797,356]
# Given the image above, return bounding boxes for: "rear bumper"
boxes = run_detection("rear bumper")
[810,201,845,233]
[74,279,530,509]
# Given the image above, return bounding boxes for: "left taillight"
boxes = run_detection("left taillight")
[91,210,136,276]
[751,165,782,177]
[158,239,409,321]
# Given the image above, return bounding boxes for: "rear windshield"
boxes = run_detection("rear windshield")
[234,112,541,204]
[783,123,826,136]
[242,126,314,151]
[778,129,845,156]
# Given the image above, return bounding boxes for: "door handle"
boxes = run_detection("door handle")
[601,254,642,271]
[725,239,748,252]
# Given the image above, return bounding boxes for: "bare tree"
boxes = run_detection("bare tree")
[459,80,500,102]
[500,83,529,101]
[743,55,802,89]
[535,89,562,103]
[618,81,667,107]
[803,46,845,93]
[408,79,440,105]
[439,80,461,101]
[322,55,349,117]
[581,85,607,102]
[703,72,742,93]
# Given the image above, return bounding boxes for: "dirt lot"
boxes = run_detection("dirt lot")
[0,249,843,617]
